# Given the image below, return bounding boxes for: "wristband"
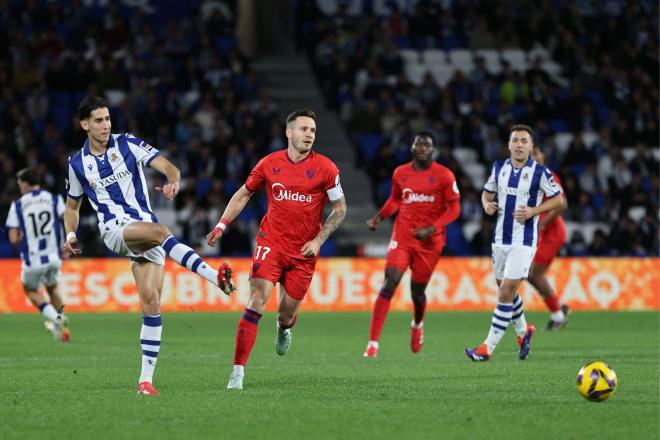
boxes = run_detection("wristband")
[215,218,230,231]
[66,232,77,242]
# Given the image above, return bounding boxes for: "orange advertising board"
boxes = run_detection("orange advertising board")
[0,258,657,313]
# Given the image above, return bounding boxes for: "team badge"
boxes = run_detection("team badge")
[110,153,119,161]
[306,169,316,180]
[523,173,529,180]
[272,167,281,175]
[87,163,93,171]
[428,176,436,185]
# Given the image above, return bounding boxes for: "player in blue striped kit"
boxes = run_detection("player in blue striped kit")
[62,96,234,394]
[5,168,70,342]
[465,125,563,361]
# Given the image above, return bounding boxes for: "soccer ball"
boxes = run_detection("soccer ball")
[576,361,618,402]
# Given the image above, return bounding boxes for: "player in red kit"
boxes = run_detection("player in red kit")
[529,146,570,329]
[363,131,461,357]
[207,109,346,390]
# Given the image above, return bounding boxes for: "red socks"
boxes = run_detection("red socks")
[369,295,392,341]
[233,308,262,366]
[543,295,561,313]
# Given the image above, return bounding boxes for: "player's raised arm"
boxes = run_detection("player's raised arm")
[62,197,83,257]
[207,185,255,247]
[150,156,181,201]
[367,173,402,230]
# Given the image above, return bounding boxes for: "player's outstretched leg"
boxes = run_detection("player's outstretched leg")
[275,315,297,356]
[228,308,262,390]
[465,302,513,362]
[364,287,395,357]
[161,235,235,295]
[137,314,162,395]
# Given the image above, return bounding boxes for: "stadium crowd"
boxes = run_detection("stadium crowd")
[0,0,658,257]
[0,0,274,257]
[299,0,659,256]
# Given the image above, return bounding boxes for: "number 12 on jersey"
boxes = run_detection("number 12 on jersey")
[255,245,271,260]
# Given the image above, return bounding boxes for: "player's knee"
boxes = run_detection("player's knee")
[153,224,172,244]
[141,290,161,312]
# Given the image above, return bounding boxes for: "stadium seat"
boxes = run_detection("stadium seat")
[355,133,384,162]
[553,133,574,155]
[448,49,474,72]
[404,63,429,85]
[424,49,447,66]
[453,147,478,164]
[502,49,528,71]
[462,220,481,242]
[581,131,598,149]
[463,163,487,188]
[475,49,502,74]
[548,119,570,133]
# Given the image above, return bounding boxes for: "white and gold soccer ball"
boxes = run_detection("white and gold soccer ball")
[576,361,618,402]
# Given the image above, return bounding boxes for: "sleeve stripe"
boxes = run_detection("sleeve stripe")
[67,193,83,200]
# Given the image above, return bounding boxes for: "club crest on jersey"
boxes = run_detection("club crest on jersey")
[87,163,93,171]
[523,173,529,181]
[306,169,316,180]
[110,153,119,162]
[428,176,436,185]
[272,183,312,203]
[272,167,281,175]
[402,188,435,204]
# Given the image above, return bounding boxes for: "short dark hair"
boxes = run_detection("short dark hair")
[286,109,316,126]
[16,168,38,186]
[509,124,534,143]
[413,130,435,146]
[77,95,109,120]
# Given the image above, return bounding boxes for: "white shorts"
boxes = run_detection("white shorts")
[101,217,165,266]
[21,261,62,291]
[492,244,537,281]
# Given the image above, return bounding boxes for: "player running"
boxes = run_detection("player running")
[62,95,234,395]
[207,109,346,390]
[363,131,461,357]
[465,124,563,362]
[529,146,570,330]
[5,168,70,342]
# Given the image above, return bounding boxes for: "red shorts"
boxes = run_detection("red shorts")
[385,232,444,284]
[533,240,563,266]
[249,243,317,301]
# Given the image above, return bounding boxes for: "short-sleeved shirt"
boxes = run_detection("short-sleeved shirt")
[386,162,460,246]
[245,150,343,258]
[484,157,561,247]
[539,170,567,244]
[5,190,65,267]
[67,133,160,231]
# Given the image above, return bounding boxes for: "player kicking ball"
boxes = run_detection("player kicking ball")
[363,131,461,357]
[5,168,70,342]
[62,96,234,395]
[207,109,346,390]
[465,125,563,362]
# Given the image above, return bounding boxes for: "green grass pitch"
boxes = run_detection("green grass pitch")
[1,311,658,439]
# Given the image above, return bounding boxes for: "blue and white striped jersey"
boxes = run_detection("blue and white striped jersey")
[5,190,65,267]
[67,133,160,229]
[484,157,561,247]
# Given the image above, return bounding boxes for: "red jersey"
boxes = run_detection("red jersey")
[539,170,567,244]
[381,162,460,245]
[245,150,342,258]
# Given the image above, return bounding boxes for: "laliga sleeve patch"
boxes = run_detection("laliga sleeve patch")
[452,180,459,194]
[327,175,344,201]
